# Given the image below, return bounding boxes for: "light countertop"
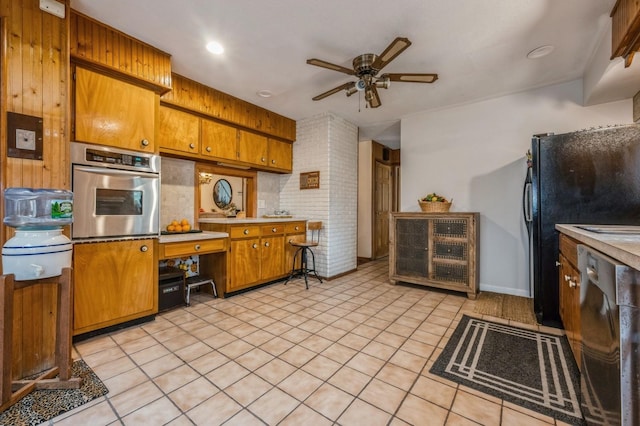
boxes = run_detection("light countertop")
[198,217,306,224]
[159,231,228,244]
[556,224,640,270]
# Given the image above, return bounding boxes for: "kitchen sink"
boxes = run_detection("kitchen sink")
[576,225,640,235]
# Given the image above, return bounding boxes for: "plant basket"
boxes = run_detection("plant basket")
[419,200,452,212]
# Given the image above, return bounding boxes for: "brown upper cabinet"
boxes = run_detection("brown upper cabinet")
[158,106,201,154]
[74,67,157,152]
[201,119,238,162]
[238,130,268,166]
[611,0,640,66]
[267,138,293,172]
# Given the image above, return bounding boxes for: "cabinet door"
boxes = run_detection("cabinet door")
[267,138,292,171]
[238,130,268,166]
[201,119,238,161]
[75,67,156,152]
[158,106,200,154]
[394,218,429,278]
[229,238,261,290]
[261,235,285,280]
[73,239,155,334]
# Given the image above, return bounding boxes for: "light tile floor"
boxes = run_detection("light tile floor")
[44,259,572,426]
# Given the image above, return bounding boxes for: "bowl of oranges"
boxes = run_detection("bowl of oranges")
[165,218,192,233]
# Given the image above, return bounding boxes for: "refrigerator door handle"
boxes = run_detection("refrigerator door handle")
[523,182,532,222]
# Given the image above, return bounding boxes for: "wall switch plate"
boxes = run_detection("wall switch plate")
[39,0,65,19]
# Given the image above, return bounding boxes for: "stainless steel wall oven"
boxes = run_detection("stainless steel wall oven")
[71,142,160,239]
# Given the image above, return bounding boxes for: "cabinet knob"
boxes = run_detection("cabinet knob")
[272,227,277,233]
[141,139,149,147]
[206,146,211,152]
[569,280,577,288]
[244,229,250,235]
[555,261,562,267]
[194,244,201,251]
[252,243,258,249]
[424,247,429,251]
[189,143,196,149]
[261,157,266,163]
[294,226,299,231]
[264,242,270,247]
[271,159,276,164]
[564,274,571,281]
[140,245,148,252]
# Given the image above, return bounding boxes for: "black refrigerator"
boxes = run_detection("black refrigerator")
[524,124,640,326]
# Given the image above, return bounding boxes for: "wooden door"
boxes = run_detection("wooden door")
[267,139,292,171]
[261,236,285,280]
[238,130,268,166]
[229,238,261,290]
[73,239,155,334]
[158,106,200,154]
[201,119,238,161]
[374,161,391,258]
[74,67,156,152]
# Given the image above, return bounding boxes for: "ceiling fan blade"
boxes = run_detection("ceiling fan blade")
[372,37,412,70]
[306,58,355,75]
[312,82,356,101]
[382,73,439,83]
[365,85,382,108]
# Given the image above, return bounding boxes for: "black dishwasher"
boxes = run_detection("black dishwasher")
[158,267,185,311]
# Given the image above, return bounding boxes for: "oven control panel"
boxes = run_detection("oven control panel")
[85,148,151,168]
[70,141,160,174]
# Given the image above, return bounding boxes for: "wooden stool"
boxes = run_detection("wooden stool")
[184,275,217,306]
[284,221,323,289]
[0,268,81,411]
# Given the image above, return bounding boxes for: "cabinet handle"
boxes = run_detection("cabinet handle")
[271,159,276,164]
[244,229,250,235]
[194,244,201,251]
[564,274,571,281]
[189,143,196,149]
[206,146,211,152]
[555,261,562,267]
[569,280,577,288]
[140,245,148,252]
[261,157,266,163]
[424,247,429,251]
[264,242,270,247]
[272,227,277,233]
[252,243,258,249]
[294,226,299,231]
[141,139,149,147]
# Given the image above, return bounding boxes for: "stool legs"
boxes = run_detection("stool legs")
[185,278,216,306]
[284,246,321,289]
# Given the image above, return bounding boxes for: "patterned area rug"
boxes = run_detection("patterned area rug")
[473,291,538,325]
[0,360,108,426]
[430,315,584,425]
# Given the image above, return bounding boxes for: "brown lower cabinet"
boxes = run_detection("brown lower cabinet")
[200,220,306,295]
[73,239,157,336]
[558,233,581,368]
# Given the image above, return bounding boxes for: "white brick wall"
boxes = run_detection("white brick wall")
[280,113,358,278]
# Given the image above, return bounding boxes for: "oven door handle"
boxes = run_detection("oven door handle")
[73,165,159,178]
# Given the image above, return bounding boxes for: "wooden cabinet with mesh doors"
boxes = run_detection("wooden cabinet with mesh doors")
[389,212,479,299]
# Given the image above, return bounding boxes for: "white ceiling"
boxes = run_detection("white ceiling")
[71,0,639,148]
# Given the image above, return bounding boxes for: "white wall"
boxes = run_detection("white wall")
[357,140,373,258]
[280,112,358,278]
[401,79,632,296]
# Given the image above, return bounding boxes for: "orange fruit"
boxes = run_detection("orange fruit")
[171,219,179,226]
[182,224,191,232]
[174,224,183,232]
[166,224,175,232]
[181,218,189,226]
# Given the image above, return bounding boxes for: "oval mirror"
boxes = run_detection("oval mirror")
[213,179,232,209]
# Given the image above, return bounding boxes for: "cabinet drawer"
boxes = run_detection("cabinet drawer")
[285,222,305,234]
[230,226,261,239]
[559,234,579,268]
[433,219,468,238]
[433,241,468,261]
[261,224,285,235]
[162,238,226,258]
[433,262,469,284]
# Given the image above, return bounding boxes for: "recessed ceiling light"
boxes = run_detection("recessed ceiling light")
[257,90,273,98]
[527,45,554,59]
[206,41,224,55]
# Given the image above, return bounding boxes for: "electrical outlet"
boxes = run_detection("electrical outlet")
[39,0,65,19]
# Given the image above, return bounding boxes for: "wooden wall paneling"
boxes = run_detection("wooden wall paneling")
[69,10,171,93]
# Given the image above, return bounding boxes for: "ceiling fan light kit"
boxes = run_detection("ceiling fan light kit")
[307,37,438,108]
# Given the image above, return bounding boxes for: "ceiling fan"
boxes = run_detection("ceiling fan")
[307,37,438,109]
